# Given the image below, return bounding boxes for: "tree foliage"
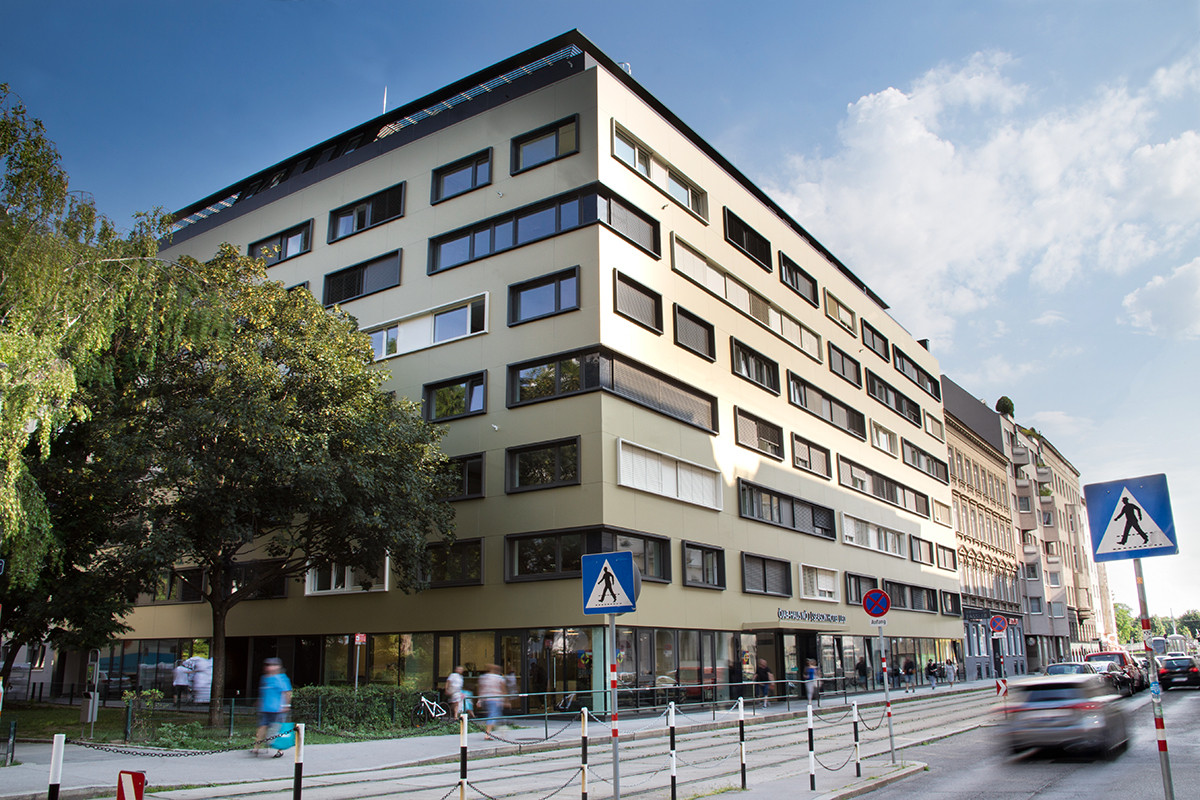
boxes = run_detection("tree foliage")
[994,395,1014,416]
[1114,602,1138,644]
[1178,609,1200,640]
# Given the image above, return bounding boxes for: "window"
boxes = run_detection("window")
[860,320,889,360]
[614,272,663,332]
[231,560,289,600]
[824,290,857,335]
[1049,601,1065,618]
[1028,597,1044,614]
[617,439,722,510]
[611,531,670,581]
[910,586,938,612]
[924,413,945,441]
[828,343,862,387]
[446,453,484,501]
[329,183,405,241]
[673,306,716,360]
[508,347,719,432]
[734,407,784,459]
[614,129,651,175]
[249,220,312,266]
[433,149,491,203]
[723,208,772,270]
[1042,510,1054,526]
[424,372,486,421]
[512,115,578,173]
[910,537,934,565]
[871,420,899,457]
[842,513,906,557]
[1023,562,1040,580]
[791,434,831,478]
[683,541,725,589]
[324,251,402,306]
[800,565,838,601]
[936,545,957,571]
[779,252,818,306]
[883,581,910,609]
[893,348,941,400]
[612,125,709,218]
[742,553,792,597]
[731,339,780,393]
[139,568,204,604]
[510,267,579,325]
[308,561,386,594]
[1048,571,1061,587]
[940,591,962,615]
[933,501,952,527]
[838,457,930,516]
[787,373,867,439]
[901,439,950,483]
[865,370,922,426]
[433,298,487,343]
[507,531,584,579]
[506,437,580,493]
[1017,495,1032,512]
[737,479,836,539]
[845,573,878,604]
[673,237,822,361]
[428,539,482,587]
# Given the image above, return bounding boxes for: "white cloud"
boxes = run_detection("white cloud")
[1120,257,1200,339]
[951,354,1042,390]
[1025,410,1096,441]
[1031,310,1066,326]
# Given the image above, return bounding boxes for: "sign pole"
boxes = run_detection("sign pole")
[608,613,620,800]
[1135,558,1174,800]
[880,626,895,763]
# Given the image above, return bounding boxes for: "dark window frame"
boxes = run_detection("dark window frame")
[737,478,836,540]
[779,252,819,307]
[423,371,487,422]
[865,370,922,427]
[249,219,313,266]
[787,371,868,440]
[505,529,591,582]
[723,207,772,271]
[509,266,580,326]
[427,538,483,587]
[446,453,485,501]
[827,342,862,388]
[323,249,402,306]
[673,305,716,361]
[327,182,405,243]
[910,536,935,565]
[432,148,492,204]
[741,552,793,598]
[613,271,664,333]
[940,591,963,616]
[901,438,950,483]
[837,455,931,517]
[511,114,579,174]
[936,544,958,572]
[505,436,581,494]
[893,347,942,400]
[734,407,785,460]
[791,433,832,479]
[605,528,671,583]
[845,572,879,605]
[861,320,890,361]
[682,540,726,590]
[730,339,780,395]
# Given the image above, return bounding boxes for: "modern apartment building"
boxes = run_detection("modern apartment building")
[941,377,1024,679]
[109,31,965,706]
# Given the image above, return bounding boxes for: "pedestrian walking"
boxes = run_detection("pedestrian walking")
[754,658,773,708]
[925,659,938,690]
[903,658,916,693]
[172,660,192,708]
[446,665,465,718]
[803,659,819,703]
[478,663,505,738]
[855,656,868,689]
[252,657,292,757]
[945,657,957,687]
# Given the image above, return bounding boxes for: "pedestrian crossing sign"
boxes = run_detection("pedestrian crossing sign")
[582,551,640,615]
[1084,473,1177,562]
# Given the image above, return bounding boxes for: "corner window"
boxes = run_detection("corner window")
[506,437,580,493]
[428,539,482,587]
[683,541,725,589]
[742,553,792,597]
[779,252,818,306]
[723,208,771,270]
[250,220,312,266]
[328,183,405,242]
[512,115,578,173]
[324,250,401,306]
[673,306,716,361]
[433,149,492,203]
[734,407,784,460]
[509,267,579,325]
[613,531,669,582]
[507,531,585,579]
[612,125,708,218]
[424,372,486,422]
[446,453,484,501]
[614,272,663,333]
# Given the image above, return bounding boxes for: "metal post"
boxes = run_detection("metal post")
[581,707,588,800]
[6,720,16,767]
[229,697,236,739]
[807,702,815,790]
[292,723,304,800]
[608,614,621,800]
[1135,559,1175,800]
[47,733,64,800]
[880,627,895,763]
[354,643,360,692]
[668,701,677,800]
[852,701,861,778]
[124,698,133,743]
[459,712,468,800]
[737,697,746,790]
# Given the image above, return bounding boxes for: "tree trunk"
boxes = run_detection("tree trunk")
[0,643,22,688]
[207,603,228,727]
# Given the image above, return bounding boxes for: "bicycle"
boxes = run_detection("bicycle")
[410,692,448,728]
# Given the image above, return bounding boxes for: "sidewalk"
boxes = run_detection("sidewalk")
[0,678,993,800]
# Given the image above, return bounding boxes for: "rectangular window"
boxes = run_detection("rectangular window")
[846,573,878,604]
[837,457,931,517]
[865,370,922,426]
[424,372,486,422]
[1028,597,1044,614]
[941,591,962,616]
[910,586,937,612]
[910,537,934,565]
[841,513,906,557]
[787,373,867,439]
[673,237,822,361]
[673,305,716,361]
[824,290,857,335]
[893,347,942,400]
[682,541,725,589]
[737,479,836,539]
[506,437,580,493]
[617,439,722,510]
[933,501,952,527]
[924,413,945,441]
[512,351,594,404]
[936,545,957,571]
[1048,571,1061,587]
[734,407,784,459]
[614,129,651,176]
[828,343,862,387]
[883,581,910,609]
[742,553,792,597]
[800,565,838,601]
[1042,510,1054,526]
[329,183,405,241]
[433,298,487,344]
[433,149,491,203]
[307,561,386,594]
[613,125,709,218]
[507,531,584,579]
[249,220,312,266]
[324,250,402,306]
[512,115,578,173]
[614,272,663,332]
[1018,495,1032,512]
[612,530,670,582]
[901,439,950,483]
[779,252,818,306]
[139,568,204,604]
[428,539,482,587]
[871,420,899,457]
[446,453,484,501]
[791,434,831,478]
[509,266,579,325]
[731,339,780,394]
[860,320,889,361]
[1023,562,1039,580]
[723,208,772,270]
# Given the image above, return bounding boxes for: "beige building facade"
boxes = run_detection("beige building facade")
[111,32,964,706]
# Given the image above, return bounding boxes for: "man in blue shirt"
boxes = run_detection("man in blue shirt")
[253,657,292,756]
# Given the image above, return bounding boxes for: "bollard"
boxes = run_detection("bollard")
[124,700,133,743]
[737,697,746,790]
[47,733,65,800]
[292,723,304,800]
[459,712,468,800]
[316,694,322,729]
[389,696,396,724]
[580,707,588,800]
[5,720,16,768]
[852,701,861,778]
[229,697,236,739]
[668,701,677,800]
[807,702,815,791]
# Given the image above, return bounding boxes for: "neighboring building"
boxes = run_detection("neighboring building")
[89,31,965,706]
[941,377,1023,679]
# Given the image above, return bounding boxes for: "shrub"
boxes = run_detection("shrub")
[291,685,423,731]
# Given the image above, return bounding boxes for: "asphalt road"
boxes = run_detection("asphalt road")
[852,687,1200,800]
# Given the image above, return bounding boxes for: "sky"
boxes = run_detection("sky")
[3,1,1197,620]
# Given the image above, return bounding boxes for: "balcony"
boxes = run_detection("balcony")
[1012,445,1031,465]
[1015,478,1031,491]
[1039,493,1055,505]
[1036,465,1052,484]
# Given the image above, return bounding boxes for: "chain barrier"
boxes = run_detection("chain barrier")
[65,728,292,758]
[468,767,581,800]
[436,785,459,800]
[481,718,574,746]
[674,742,742,769]
[814,742,856,772]
[857,706,888,731]
[586,761,670,788]
[585,706,668,733]
[811,706,852,725]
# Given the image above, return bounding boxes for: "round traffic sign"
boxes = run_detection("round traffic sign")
[863,589,891,617]
[989,615,1008,633]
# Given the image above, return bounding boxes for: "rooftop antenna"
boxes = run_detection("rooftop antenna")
[382,86,388,114]
[617,62,632,76]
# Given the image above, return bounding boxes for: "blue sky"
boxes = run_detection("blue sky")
[3,1,1198,619]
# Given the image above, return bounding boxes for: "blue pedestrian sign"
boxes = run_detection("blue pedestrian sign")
[582,551,640,615]
[862,588,890,617]
[1084,473,1177,562]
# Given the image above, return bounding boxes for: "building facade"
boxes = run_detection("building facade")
[98,32,966,707]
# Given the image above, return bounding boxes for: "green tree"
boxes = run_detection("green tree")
[995,396,1015,416]
[1178,609,1200,640]
[1114,603,1138,644]
[123,246,456,722]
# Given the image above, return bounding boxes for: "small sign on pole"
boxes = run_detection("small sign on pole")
[354,633,366,645]
[995,679,1007,697]
[117,771,145,800]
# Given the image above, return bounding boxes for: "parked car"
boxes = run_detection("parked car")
[1084,651,1144,692]
[1002,674,1127,759]
[1158,656,1200,689]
